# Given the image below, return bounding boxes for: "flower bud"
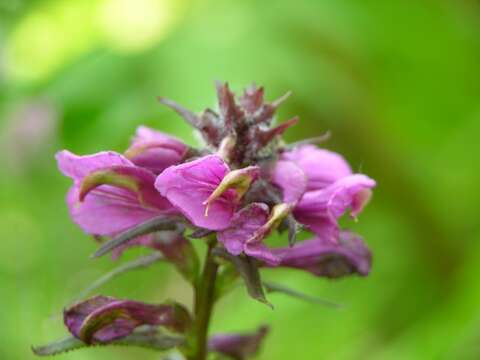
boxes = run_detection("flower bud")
[64,296,192,344]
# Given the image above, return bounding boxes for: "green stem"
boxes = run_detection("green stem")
[190,240,218,360]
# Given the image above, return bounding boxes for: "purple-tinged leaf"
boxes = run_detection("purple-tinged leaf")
[212,248,272,308]
[208,326,269,360]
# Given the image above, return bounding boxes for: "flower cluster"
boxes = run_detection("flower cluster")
[35,83,375,360]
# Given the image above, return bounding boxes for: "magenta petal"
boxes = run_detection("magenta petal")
[64,296,191,344]
[272,231,371,278]
[67,187,164,236]
[56,150,133,181]
[271,160,307,203]
[323,174,376,219]
[126,126,187,174]
[155,155,237,230]
[282,145,352,191]
[217,203,280,265]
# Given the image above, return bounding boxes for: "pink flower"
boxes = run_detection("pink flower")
[281,144,352,191]
[124,126,188,174]
[294,174,376,239]
[271,231,371,278]
[155,155,259,230]
[56,150,175,237]
[275,145,376,239]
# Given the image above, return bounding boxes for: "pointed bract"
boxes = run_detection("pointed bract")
[240,84,264,115]
[216,82,244,130]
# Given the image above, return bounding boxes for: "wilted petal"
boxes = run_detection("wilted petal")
[155,155,240,230]
[270,160,307,203]
[272,231,371,278]
[217,203,280,266]
[294,174,376,236]
[64,296,191,344]
[282,145,352,191]
[125,126,188,174]
[208,326,269,360]
[57,150,174,236]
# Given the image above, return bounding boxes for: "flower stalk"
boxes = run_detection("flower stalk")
[189,238,219,360]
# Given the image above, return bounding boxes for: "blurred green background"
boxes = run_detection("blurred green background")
[1,0,479,359]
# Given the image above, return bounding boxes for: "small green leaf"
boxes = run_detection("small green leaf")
[32,327,184,357]
[212,249,272,308]
[263,281,342,308]
[92,216,180,258]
